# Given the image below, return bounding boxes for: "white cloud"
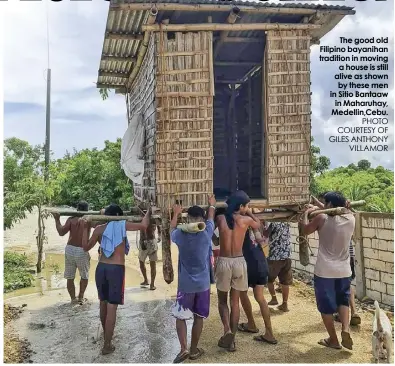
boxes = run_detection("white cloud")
[3,0,394,170]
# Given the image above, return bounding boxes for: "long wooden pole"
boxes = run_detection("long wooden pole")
[142,23,321,32]
[110,3,355,16]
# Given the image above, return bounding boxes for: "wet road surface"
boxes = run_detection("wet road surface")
[7,287,186,363]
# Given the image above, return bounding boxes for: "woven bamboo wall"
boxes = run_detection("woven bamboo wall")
[155,31,214,209]
[127,36,157,203]
[264,30,311,206]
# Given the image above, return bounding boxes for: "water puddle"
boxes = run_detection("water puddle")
[5,253,142,299]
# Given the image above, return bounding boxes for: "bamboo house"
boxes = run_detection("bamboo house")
[96,0,355,282]
[97,0,354,213]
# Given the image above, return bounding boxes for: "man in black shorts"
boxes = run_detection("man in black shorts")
[238,228,277,345]
[82,204,150,355]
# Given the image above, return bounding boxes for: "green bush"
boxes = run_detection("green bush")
[4,252,34,293]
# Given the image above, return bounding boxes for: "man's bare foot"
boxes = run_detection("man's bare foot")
[268,297,278,306]
[140,281,149,287]
[149,285,156,291]
[71,298,79,305]
[278,303,289,312]
[102,344,115,355]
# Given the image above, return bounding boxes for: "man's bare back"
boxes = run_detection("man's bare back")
[54,215,88,248]
[216,213,261,257]
[92,224,127,266]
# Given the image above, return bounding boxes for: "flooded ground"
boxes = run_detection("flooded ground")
[4,211,383,363]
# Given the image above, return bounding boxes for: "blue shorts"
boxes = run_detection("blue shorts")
[95,263,125,305]
[314,275,351,315]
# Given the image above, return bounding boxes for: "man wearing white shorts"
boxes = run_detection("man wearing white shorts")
[54,201,91,304]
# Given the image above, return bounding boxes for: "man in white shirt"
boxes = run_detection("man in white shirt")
[300,191,355,351]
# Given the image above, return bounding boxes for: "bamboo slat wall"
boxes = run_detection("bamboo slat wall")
[127,36,157,203]
[155,31,214,209]
[264,30,311,206]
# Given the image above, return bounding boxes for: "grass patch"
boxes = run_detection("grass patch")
[4,252,34,293]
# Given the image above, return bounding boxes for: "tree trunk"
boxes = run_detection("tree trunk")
[161,213,174,284]
[36,205,44,273]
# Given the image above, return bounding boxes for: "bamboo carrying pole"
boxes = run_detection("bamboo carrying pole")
[142,23,322,32]
[298,200,366,266]
[177,222,206,233]
[83,215,161,223]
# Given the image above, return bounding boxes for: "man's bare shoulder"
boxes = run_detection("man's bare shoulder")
[234,214,250,227]
[94,224,107,235]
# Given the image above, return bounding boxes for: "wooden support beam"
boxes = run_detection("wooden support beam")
[214,7,240,59]
[102,55,137,63]
[224,37,264,43]
[215,79,243,84]
[142,23,322,32]
[106,32,144,41]
[215,61,261,67]
[98,70,128,79]
[111,3,355,16]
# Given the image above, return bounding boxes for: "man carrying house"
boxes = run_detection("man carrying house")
[238,227,277,345]
[312,193,361,327]
[170,196,216,363]
[266,221,293,312]
[139,216,161,291]
[300,191,355,350]
[53,200,91,305]
[215,190,262,352]
[81,204,150,355]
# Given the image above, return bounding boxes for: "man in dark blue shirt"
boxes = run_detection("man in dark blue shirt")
[170,196,216,363]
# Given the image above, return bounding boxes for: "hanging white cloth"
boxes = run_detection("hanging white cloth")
[120,113,145,185]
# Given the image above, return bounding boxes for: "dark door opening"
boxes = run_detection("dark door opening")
[213,69,265,200]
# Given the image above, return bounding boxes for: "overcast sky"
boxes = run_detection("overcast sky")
[3,0,394,169]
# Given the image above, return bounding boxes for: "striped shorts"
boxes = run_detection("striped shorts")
[64,245,90,280]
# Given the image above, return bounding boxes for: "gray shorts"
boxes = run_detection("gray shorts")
[138,239,158,262]
[64,245,90,280]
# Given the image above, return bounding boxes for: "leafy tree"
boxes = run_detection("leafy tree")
[357,159,371,170]
[310,137,331,195]
[4,138,58,272]
[52,139,133,210]
[315,165,394,213]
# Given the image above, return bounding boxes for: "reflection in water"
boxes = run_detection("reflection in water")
[5,253,141,299]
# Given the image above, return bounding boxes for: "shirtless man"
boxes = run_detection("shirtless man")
[215,191,262,352]
[139,217,161,291]
[81,204,150,355]
[53,200,90,304]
